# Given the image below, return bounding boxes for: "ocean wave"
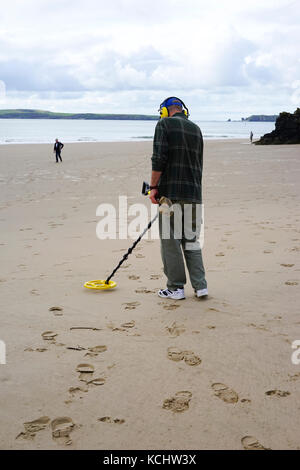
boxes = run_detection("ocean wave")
[131,135,153,139]
[203,134,229,138]
[76,137,98,142]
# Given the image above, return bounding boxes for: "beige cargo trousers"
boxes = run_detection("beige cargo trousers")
[159,200,207,292]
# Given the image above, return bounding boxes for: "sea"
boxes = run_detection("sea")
[0,119,275,144]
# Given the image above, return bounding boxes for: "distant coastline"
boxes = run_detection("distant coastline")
[0,109,158,121]
[0,109,279,122]
[243,115,278,122]
[226,115,278,122]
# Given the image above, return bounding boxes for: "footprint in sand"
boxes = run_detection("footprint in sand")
[289,372,300,381]
[160,302,181,311]
[128,275,140,280]
[30,289,39,295]
[49,306,63,316]
[107,320,136,332]
[215,252,225,257]
[122,301,140,310]
[41,331,57,341]
[84,345,107,358]
[87,377,106,386]
[48,222,64,229]
[76,363,94,381]
[166,321,186,337]
[247,323,268,331]
[241,436,268,450]
[68,386,88,397]
[167,347,201,366]
[280,264,294,268]
[163,391,192,413]
[68,376,105,401]
[24,347,48,353]
[184,352,202,366]
[212,383,239,404]
[265,389,290,398]
[150,274,161,280]
[121,320,135,329]
[16,416,50,440]
[98,417,125,424]
[106,322,126,332]
[135,287,156,293]
[18,264,27,269]
[167,347,185,362]
[51,417,75,446]
[135,253,145,258]
[285,280,298,286]
[88,345,107,353]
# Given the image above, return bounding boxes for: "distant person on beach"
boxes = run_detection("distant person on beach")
[53,139,64,162]
[250,131,253,143]
[149,96,208,300]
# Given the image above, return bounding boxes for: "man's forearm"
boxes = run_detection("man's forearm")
[151,170,162,187]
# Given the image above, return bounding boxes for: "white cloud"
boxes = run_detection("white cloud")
[0,0,299,118]
[0,80,6,102]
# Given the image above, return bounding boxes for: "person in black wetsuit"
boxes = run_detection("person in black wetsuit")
[53,139,64,162]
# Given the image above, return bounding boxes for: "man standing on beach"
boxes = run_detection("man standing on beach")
[149,97,208,300]
[250,131,253,143]
[53,138,64,162]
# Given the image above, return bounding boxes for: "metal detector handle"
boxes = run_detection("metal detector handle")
[142,181,159,200]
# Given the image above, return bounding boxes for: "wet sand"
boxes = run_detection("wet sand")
[0,139,299,449]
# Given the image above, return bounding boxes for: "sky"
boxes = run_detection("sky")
[0,0,299,120]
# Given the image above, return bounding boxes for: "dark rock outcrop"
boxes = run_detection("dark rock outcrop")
[255,108,300,145]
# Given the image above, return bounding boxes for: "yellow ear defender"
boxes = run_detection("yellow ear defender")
[159,106,169,119]
[159,97,189,119]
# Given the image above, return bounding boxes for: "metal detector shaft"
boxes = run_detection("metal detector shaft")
[105,213,159,284]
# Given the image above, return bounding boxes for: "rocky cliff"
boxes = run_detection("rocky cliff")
[255,108,300,144]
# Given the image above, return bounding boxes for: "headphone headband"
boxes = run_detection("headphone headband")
[159,96,189,119]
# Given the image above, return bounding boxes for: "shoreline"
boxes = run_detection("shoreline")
[0,138,251,147]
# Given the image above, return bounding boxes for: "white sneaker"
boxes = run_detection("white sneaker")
[158,288,185,300]
[196,288,208,298]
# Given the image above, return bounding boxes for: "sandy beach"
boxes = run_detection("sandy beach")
[0,139,299,450]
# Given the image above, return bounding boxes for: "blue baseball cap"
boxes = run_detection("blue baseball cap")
[160,97,183,109]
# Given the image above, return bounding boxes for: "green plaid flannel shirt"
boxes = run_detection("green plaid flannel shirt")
[151,112,204,203]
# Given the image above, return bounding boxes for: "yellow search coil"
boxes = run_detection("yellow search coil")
[84,280,117,290]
